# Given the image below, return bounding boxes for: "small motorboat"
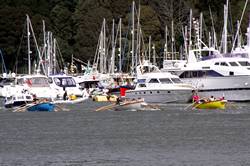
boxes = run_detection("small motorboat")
[4,91,33,108]
[27,102,55,112]
[193,99,227,109]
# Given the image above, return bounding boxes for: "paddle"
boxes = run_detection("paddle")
[95,103,117,112]
[226,102,239,110]
[13,103,34,112]
[184,102,196,110]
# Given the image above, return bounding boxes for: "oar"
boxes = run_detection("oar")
[226,102,239,109]
[184,102,196,110]
[95,103,117,112]
[191,102,203,110]
[55,104,64,112]
[13,103,34,112]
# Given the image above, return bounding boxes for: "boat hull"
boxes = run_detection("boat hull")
[182,76,250,101]
[193,100,227,109]
[27,102,55,112]
[114,99,145,111]
[125,89,192,103]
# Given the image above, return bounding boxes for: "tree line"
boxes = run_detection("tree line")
[0,0,249,72]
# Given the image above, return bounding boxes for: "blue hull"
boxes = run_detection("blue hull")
[27,102,55,112]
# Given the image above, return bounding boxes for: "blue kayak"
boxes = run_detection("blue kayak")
[27,102,55,112]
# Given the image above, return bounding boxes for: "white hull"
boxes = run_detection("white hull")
[183,76,250,101]
[52,96,88,104]
[125,89,192,103]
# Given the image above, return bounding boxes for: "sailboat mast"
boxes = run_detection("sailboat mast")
[149,36,151,62]
[27,15,31,75]
[53,38,56,74]
[111,19,115,74]
[222,0,228,54]
[136,3,140,68]
[189,9,192,53]
[119,18,122,73]
[164,26,168,60]
[131,1,135,74]
[171,20,174,60]
[103,18,106,73]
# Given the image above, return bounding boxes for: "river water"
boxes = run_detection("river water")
[0,100,250,166]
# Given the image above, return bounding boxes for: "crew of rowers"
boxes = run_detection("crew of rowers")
[192,91,225,103]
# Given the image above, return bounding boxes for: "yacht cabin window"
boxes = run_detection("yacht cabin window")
[238,61,250,66]
[137,79,146,83]
[159,78,172,84]
[180,70,222,78]
[220,62,229,66]
[138,84,146,87]
[53,77,77,87]
[229,62,238,66]
[149,79,159,83]
[171,78,182,83]
[214,62,219,65]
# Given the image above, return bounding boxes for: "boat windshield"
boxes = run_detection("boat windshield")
[159,78,172,84]
[171,78,183,84]
[238,61,250,66]
[137,79,146,83]
[31,77,50,87]
[53,77,76,87]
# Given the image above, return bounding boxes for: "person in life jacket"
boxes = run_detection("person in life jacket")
[192,91,200,103]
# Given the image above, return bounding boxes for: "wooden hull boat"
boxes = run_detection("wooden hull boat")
[114,98,145,111]
[27,102,55,112]
[193,100,227,109]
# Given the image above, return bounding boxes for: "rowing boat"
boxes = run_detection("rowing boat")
[27,102,55,112]
[114,98,145,111]
[193,99,227,109]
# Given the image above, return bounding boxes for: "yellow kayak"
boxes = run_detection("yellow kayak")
[193,100,227,109]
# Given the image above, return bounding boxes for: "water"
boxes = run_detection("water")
[1,100,250,166]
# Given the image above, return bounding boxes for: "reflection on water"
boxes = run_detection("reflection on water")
[0,99,250,166]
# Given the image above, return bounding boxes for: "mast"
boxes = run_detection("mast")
[153,44,156,65]
[164,25,168,60]
[189,9,192,53]
[199,12,203,50]
[111,19,115,74]
[171,20,174,60]
[131,1,135,74]
[27,15,31,75]
[148,36,151,62]
[231,0,249,52]
[103,18,106,73]
[53,38,56,74]
[119,18,122,73]
[26,14,45,75]
[222,0,228,54]
[136,4,141,67]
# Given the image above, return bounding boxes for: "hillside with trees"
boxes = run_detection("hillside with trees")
[0,0,249,72]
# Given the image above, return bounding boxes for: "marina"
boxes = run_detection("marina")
[1,0,250,165]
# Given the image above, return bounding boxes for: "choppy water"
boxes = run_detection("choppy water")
[0,99,250,166]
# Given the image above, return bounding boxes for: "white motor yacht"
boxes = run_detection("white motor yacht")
[16,74,59,99]
[125,61,194,103]
[162,47,250,101]
[48,74,87,99]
